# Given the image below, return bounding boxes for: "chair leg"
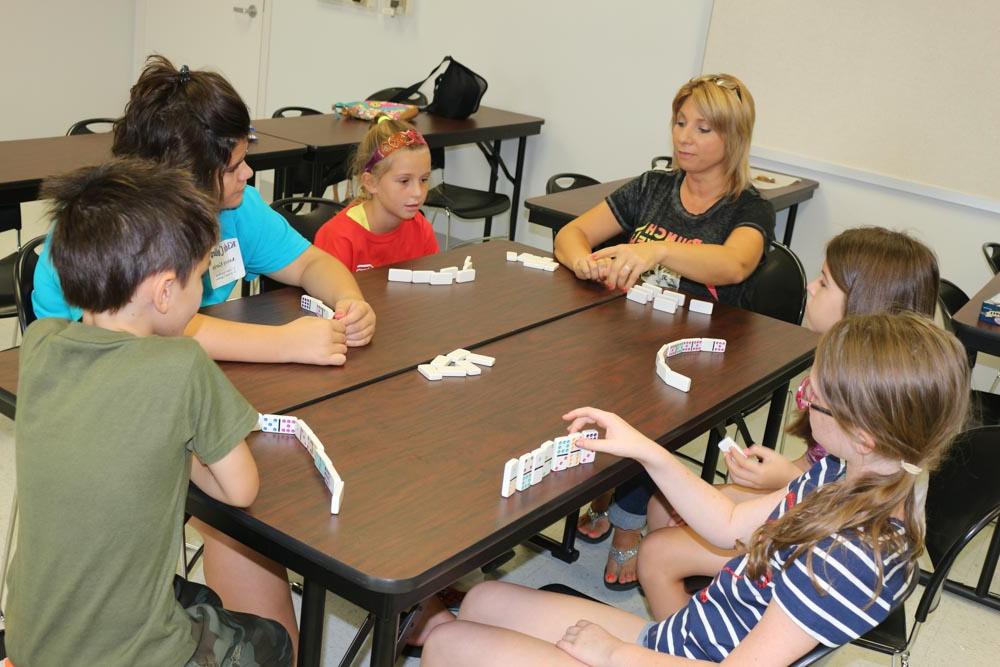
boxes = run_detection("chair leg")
[1,492,17,614]
[444,209,453,250]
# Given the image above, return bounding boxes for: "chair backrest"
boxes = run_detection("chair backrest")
[983,242,1000,275]
[746,240,807,325]
[544,173,600,195]
[14,235,46,332]
[271,197,344,244]
[66,117,116,135]
[651,155,673,171]
[938,278,970,319]
[271,107,323,199]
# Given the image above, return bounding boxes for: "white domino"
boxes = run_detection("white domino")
[701,338,727,353]
[462,256,473,271]
[330,476,345,514]
[626,286,652,305]
[439,266,459,274]
[652,294,678,313]
[429,271,454,285]
[455,269,476,283]
[300,295,323,314]
[530,447,546,485]
[660,365,692,392]
[262,415,345,515]
[718,436,747,457]
[456,360,481,376]
[431,355,452,367]
[411,270,433,283]
[446,349,470,362]
[501,458,519,498]
[689,298,714,314]
[466,352,495,367]
[417,364,442,381]
[639,281,663,295]
[436,365,468,377]
[523,258,558,272]
[540,440,554,477]
[506,251,518,261]
[579,429,598,464]
[662,290,686,307]
[387,268,412,282]
[258,414,281,433]
[516,452,534,491]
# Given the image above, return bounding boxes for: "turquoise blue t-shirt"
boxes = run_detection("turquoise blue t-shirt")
[32,186,311,320]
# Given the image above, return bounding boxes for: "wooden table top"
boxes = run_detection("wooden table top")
[203,295,817,599]
[253,106,544,154]
[0,132,308,203]
[953,273,1000,356]
[524,173,820,228]
[0,241,617,418]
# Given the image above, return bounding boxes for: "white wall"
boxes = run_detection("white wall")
[265,0,714,249]
[0,0,135,142]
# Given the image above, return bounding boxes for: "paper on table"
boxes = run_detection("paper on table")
[749,168,800,190]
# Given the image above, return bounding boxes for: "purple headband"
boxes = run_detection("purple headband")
[363,129,428,173]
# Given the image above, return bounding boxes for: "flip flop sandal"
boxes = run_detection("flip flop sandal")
[603,545,640,591]
[576,507,612,544]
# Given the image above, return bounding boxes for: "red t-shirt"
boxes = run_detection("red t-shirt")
[314,204,439,272]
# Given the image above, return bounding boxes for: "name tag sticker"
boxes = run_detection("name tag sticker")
[208,238,247,289]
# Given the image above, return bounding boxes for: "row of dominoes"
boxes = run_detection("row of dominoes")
[654,337,727,393]
[417,347,496,381]
[505,251,559,272]
[300,295,334,319]
[626,283,713,315]
[258,413,344,514]
[388,256,475,285]
[501,429,599,498]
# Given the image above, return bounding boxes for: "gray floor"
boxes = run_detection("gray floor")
[2,400,998,665]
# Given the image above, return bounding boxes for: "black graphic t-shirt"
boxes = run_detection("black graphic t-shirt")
[605,170,775,307]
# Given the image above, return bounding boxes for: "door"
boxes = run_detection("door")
[133,0,270,117]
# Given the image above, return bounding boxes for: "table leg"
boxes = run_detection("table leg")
[370,610,399,667]
[297,578,326,667]
[701,429,723,482]
[507,136,528,242]
[781,204,799,247]
[483,139,501,238]
[528,510,581,563]
[761,384,790,449]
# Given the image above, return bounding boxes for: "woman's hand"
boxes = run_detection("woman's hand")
[590,243,663,291]
[563,407,659,464]
[334,298,376,347]
[726,445,805,490]
[556,620,624,666]
[571,256,612,283]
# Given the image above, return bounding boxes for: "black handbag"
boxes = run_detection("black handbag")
[391,56,487,120]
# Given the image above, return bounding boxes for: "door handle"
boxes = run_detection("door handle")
[233,4,258,18]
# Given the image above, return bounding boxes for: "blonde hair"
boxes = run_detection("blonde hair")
[747,314,970,602]
[671,73,755,200]
[347,118,428,203]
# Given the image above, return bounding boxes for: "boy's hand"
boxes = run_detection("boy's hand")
[557,620,624,666]
[562,407,658,463]
[590,243,661,291]
[281,316,348,365]
[335,298,376,347]
[726,445,803,490]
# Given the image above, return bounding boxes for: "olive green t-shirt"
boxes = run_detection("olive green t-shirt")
[6,319,259,666]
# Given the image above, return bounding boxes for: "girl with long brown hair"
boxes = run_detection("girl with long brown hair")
[421,312,969,665]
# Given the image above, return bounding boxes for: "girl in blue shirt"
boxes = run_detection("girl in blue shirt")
[422,313,969,665]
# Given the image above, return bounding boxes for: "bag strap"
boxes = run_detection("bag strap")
[392,56,453,106]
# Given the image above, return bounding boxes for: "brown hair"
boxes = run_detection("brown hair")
[671,73,754,200]
[347,118,429,203]
[788,226,940,438]
[748,314,969,601]
[45,158,218,313]
[112,55,251,203]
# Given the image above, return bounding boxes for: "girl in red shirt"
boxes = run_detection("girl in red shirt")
[315,118,439,271]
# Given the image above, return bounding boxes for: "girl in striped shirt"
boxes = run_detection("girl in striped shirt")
[423,313,969,665]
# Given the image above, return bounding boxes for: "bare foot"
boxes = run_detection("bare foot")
[604,527,642,589]
[576,490,614,540]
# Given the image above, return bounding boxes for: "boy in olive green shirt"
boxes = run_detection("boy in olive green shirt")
[4,159,291,666]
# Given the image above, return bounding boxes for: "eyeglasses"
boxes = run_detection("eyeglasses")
[795,377,833,417]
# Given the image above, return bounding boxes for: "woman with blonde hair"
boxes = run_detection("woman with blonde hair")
[557,73,775,589]
[422,313,969,665]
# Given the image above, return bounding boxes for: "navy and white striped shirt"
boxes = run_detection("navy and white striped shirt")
[642,456,912,660]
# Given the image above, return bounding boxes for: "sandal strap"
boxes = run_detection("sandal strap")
[585,507,609,525]
[608,545,639,564]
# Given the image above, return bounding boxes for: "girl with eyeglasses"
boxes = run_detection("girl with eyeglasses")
[421,312,969,665]
[637,226,940,618]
